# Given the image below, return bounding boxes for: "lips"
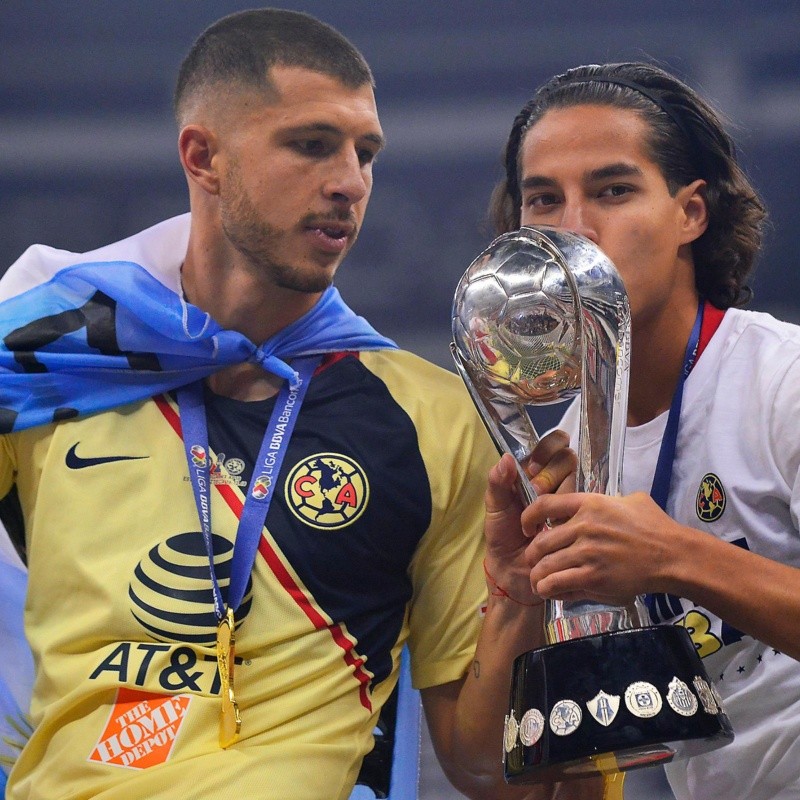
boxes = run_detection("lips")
[319,224,348,239]
[304,218,356,253]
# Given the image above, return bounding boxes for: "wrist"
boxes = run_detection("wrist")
[483,559,539,607]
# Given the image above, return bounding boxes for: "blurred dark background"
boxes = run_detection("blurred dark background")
[1,3,798,797]
[1,1,798,373]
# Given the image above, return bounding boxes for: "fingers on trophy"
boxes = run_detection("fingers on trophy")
[451,227,733,784]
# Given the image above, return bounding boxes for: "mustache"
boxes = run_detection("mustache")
[300,211,359,235]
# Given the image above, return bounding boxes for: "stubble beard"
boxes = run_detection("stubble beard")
[219,167,340,295]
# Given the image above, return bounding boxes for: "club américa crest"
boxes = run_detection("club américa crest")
[285,452,369,530]
[696,473,726,522]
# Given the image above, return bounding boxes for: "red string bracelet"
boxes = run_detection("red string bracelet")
[483,559,538,607]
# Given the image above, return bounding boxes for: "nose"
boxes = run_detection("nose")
[323,148,369,206]
[558,200,599,244]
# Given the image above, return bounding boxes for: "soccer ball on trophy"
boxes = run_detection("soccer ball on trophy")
[451,230,582,406]
[451,225,630,498]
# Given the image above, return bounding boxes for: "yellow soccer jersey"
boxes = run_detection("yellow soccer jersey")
[0,349,495,799]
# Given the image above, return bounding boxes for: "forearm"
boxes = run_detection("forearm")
[666,524,800,660]
[526,490,800,662]
[455,592,543,785]
[448,590,605,799]
[431,447,600,799]
[435,592,548,799]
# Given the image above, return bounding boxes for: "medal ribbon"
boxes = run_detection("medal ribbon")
[649,300,724,509]
[177,354,320,747]
[644,300,724,628]
[177,354,321,621]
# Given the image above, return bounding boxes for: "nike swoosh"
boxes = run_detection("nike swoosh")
[66,443,149,470]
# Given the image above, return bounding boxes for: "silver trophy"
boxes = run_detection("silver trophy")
[451,227,732,782]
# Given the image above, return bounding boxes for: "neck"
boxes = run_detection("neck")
[180,237,322,344]
[206,363,285,402]
[180,231,321,402]
[626,300,699,427]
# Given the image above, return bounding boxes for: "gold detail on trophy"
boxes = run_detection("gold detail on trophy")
[592,753,626,800]
[586,690,621,727]
[624,681,662,719]
[693,676,720,714]
[667,677,699,717]
[549,699,582,736]
[519,708,545,747]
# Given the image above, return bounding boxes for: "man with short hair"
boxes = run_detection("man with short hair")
[0,9,571,799]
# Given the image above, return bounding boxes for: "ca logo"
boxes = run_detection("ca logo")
[696,473,726,522]
[285,453,369,530]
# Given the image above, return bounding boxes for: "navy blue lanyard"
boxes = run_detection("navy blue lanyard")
[649,302,704,511]
[177,355,321,621]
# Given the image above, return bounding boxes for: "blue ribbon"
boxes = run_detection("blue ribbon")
[644,301,704,624]
[178,356,320,620]
[650,301,704,511]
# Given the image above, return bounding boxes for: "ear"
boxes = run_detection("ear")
[677,178,709,245]
[178,125,220,195]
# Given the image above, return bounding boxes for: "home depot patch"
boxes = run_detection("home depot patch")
[89,688,191,769]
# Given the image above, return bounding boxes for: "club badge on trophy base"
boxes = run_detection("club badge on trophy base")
[451,227,733,783]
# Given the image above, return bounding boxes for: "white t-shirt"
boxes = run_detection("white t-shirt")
[560,308,800,800]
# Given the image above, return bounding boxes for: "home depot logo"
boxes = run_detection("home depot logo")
[89,688,191,769]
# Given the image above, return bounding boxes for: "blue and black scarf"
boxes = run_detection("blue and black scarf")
[0,260,396,433]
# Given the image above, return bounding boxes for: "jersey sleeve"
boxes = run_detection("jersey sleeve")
[767,351,800,537]
[359,349,498,690]
[400,364,497,689]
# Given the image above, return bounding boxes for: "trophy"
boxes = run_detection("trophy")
[451,227,733,785]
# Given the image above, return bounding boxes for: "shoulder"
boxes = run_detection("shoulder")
[706,310,800,450]
[724,307,800,351]
[0,214,190,300]
[358,348,495,457]
[718,308,800,385]
[359,349,472,403]
[358,349,484,431]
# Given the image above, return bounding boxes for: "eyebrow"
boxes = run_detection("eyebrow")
[520,162,644,190]
[284,123,386,151]
[586,162,644,181]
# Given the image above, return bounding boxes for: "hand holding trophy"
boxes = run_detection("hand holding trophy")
[451,227,733,792]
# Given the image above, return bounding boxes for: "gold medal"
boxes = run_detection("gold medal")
[216,607,241,748]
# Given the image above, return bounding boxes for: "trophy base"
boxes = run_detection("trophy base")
[504,625,734,783]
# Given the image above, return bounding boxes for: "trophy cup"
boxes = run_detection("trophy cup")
[451,227,733,785]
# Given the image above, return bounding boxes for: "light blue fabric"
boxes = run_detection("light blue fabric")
[349,648,421,800]
[0,260,396,432]
[386,648,421,800]
[0,556,33,786]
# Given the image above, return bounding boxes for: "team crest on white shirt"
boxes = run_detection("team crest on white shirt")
[696,473,726,522]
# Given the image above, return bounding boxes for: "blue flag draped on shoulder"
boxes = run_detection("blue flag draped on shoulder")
[0,241,396,433]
